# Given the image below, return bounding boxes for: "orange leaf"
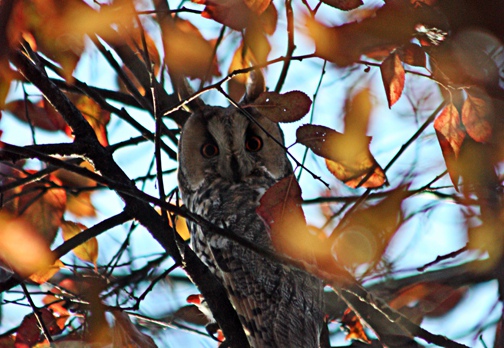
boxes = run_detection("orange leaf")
[195,0,267,30]
[341,308,371,343]
[61,221,98,265]
[461,91,492,143]
[380,52,405,108]
[331,186,405,268]
[0,212,53,278]
[296,124,386,188]
[390,283,465,318]
[256,175,318,260]
[68,94,110,147]
[434,103,465,189]
[29,259,63,284]
[162,18,216,80]
[17,175,67,244]
[251,91,312,123]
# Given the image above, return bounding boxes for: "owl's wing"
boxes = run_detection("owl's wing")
[205,220,324,348]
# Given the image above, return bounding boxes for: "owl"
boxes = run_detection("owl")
[177,76,324,348]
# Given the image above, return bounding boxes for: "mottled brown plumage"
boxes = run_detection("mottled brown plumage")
[177,83,324,347]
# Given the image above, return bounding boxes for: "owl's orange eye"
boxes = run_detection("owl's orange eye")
[201,143,219,158]
[245,136,263,152]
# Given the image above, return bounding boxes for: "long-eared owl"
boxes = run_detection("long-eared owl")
[177,74,324,347]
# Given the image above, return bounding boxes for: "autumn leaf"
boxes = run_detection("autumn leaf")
[29,259,64,284]
[17,174,67,244]
[390,283,465,321]
[259,3,278,35]
[296,124,386,188]
[171,216,191,241]
[434,103,465,189]
[61,220,99,265]
[0,212,53,278]
[398,42,426,67]
[461,90,492,143]
[341,308,371,343]
[256,175,319,261]
[4,99,68,132]
[331,186,405,268]
[228,42,254,101]
[66,94,110,147]
[15,308,62,347]
[112,311,157,348]
[118,29,162,96]
[162,18,216,80]
[194,0,269,31]
[380,52,405,108]
[319,0,363,11]
[251,91,312,123]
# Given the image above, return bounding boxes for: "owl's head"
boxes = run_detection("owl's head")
[177,74,292,194]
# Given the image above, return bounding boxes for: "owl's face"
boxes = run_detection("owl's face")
[178,105,292,194]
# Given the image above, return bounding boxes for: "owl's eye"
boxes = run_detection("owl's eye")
[201,142,219,158]
[245,136,263,152]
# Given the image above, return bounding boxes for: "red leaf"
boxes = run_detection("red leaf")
[434,103,465,189]
[15,308,62,346]
[461,91,492,143]
[380,52,405,108]
[5,99,67,132]
[256,175,317,260]
[399,42,426,67]
[194,0,269,30]
[250,91,312,123]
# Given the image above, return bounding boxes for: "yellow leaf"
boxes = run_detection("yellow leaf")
[0,212,53,277]
[61,221,98,265]
[175,217,191,241]
[29,259,64,284]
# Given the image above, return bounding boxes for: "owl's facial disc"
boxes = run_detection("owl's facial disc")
[178,105,292,192]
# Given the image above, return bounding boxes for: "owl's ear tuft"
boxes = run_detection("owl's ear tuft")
[174,76,206,116]
[241,69,266,104]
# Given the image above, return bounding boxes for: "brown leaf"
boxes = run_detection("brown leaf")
[18,174,67,244]
[434,103,465,189]
[162,18,216,80]
[15,308,62,346]
[251,91,312,123]
[380,52,405,108]
[398,42,426,67]
[319,0,363,11]
[256,175,318,260]
[296,124,386,188]
[61,221,98,265]
[0,212,54,277]
[112,311,158,348]
[5,99,68,132]
[174,304,212,327]
[341,308,371,343]
[461,91,492,143]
